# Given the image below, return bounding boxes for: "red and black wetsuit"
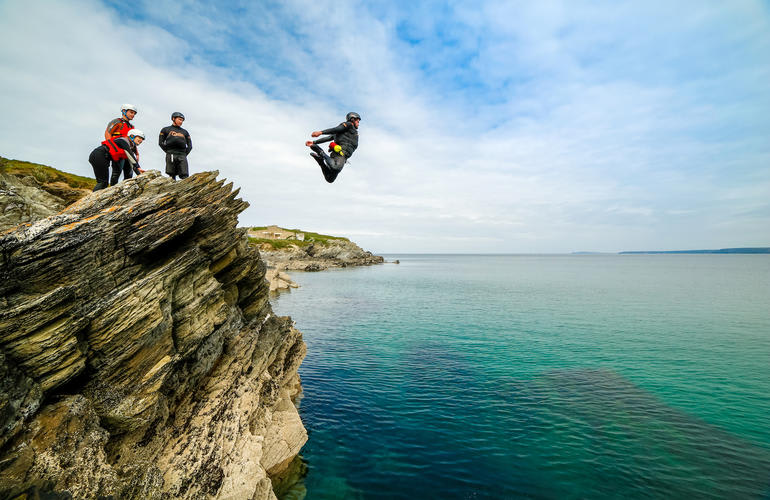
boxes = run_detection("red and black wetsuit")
[105,118,135,185]
[105,117,134,138]
[88,137,141,191]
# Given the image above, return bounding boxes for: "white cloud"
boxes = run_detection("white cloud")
[1,0,768,253]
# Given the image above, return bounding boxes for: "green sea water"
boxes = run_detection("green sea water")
[271,254,770,499]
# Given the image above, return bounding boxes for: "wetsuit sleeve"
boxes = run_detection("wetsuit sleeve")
[320,123,347,135]
[158,127,168,152]
[313,135,333,145]
[115,137,139,165]
[185,130,193,155]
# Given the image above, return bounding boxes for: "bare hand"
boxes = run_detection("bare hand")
[138,168,145,174]
[305,140,314,147]
[311,131,322,137]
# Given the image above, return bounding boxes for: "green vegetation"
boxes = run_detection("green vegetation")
[0,155,96,189]
[248,238,310,249]
[248,226,349,250]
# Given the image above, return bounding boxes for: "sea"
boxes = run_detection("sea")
[270,254,770,499]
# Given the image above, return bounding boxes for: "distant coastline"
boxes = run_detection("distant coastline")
[618,247,770,255]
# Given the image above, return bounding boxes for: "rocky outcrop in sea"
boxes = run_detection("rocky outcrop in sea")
[258,239,384,272]
[0,171,306,499]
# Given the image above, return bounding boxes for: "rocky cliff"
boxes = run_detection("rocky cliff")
[0,171,306,499]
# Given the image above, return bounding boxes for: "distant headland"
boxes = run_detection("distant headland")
[618,248,769,254]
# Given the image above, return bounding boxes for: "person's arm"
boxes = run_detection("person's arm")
[310,123,347,139]
[115,137,139,165]
[307,123,346,147]
[185,130,193,155]
[313,135,333,145]
[158,127,168,152]
[320,123,347,135]
[105,119,120,140]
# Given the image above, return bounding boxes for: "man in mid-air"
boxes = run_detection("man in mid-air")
[305,112,360,183]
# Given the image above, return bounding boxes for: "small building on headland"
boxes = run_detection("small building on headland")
[248,225,305,241]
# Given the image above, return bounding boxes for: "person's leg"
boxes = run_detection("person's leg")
[165,153,176,179]
[123,160,133,180]
[89,148,109,191]
[109,158,124,186]
[310,144,326,157]
[311,153,341,183]
[177,155,189,179]
[321,163,339,183]
[328,155,346,171]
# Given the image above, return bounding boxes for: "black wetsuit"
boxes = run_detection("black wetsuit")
[159,125,193,180]
[311,120,359,183]
[89,137,141,191]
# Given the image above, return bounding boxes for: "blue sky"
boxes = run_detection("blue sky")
[1,0,768,252]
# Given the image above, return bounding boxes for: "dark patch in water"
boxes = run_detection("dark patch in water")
[519,368,770,498]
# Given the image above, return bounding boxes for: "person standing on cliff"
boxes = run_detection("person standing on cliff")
[159,112,193,180]
[305,112,360,183]
[89,129,146,191]
[104,104,137,186]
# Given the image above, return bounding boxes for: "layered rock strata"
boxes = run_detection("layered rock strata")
[258,240,384,272]
[0,171,306,499]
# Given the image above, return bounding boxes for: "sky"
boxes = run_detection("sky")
[1,0,769,253]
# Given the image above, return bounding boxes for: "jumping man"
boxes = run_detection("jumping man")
[305,112,360,183]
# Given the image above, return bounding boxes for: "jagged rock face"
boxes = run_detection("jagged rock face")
[0,171,307,499]
[0,173,67,232]
[260,239,384,271]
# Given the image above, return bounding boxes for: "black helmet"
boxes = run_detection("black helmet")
[171,112,185,120]
[346,112,361,122]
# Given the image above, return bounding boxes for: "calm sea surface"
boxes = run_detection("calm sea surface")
[271,255,770,499]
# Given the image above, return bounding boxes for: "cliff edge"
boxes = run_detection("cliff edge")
[0,171,306,499]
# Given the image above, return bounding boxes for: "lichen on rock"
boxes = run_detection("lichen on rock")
[0,171,307,499]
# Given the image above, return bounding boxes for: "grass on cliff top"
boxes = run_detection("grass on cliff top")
[0,155,96,189]
[248,226,349,250]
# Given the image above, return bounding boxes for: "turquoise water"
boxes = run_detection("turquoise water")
[271,255,770,499]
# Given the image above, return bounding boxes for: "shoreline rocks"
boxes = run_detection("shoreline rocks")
[267,269,301,293]
[258,240,384,273]
[258,239,384,295]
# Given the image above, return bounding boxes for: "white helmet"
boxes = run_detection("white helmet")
[128,129,145,140]
[121,103,138,113]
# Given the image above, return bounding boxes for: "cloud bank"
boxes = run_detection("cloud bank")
[1,0,768,252]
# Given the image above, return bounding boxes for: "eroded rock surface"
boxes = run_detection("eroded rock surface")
[0,173,67,233]
[0,171,306,499]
